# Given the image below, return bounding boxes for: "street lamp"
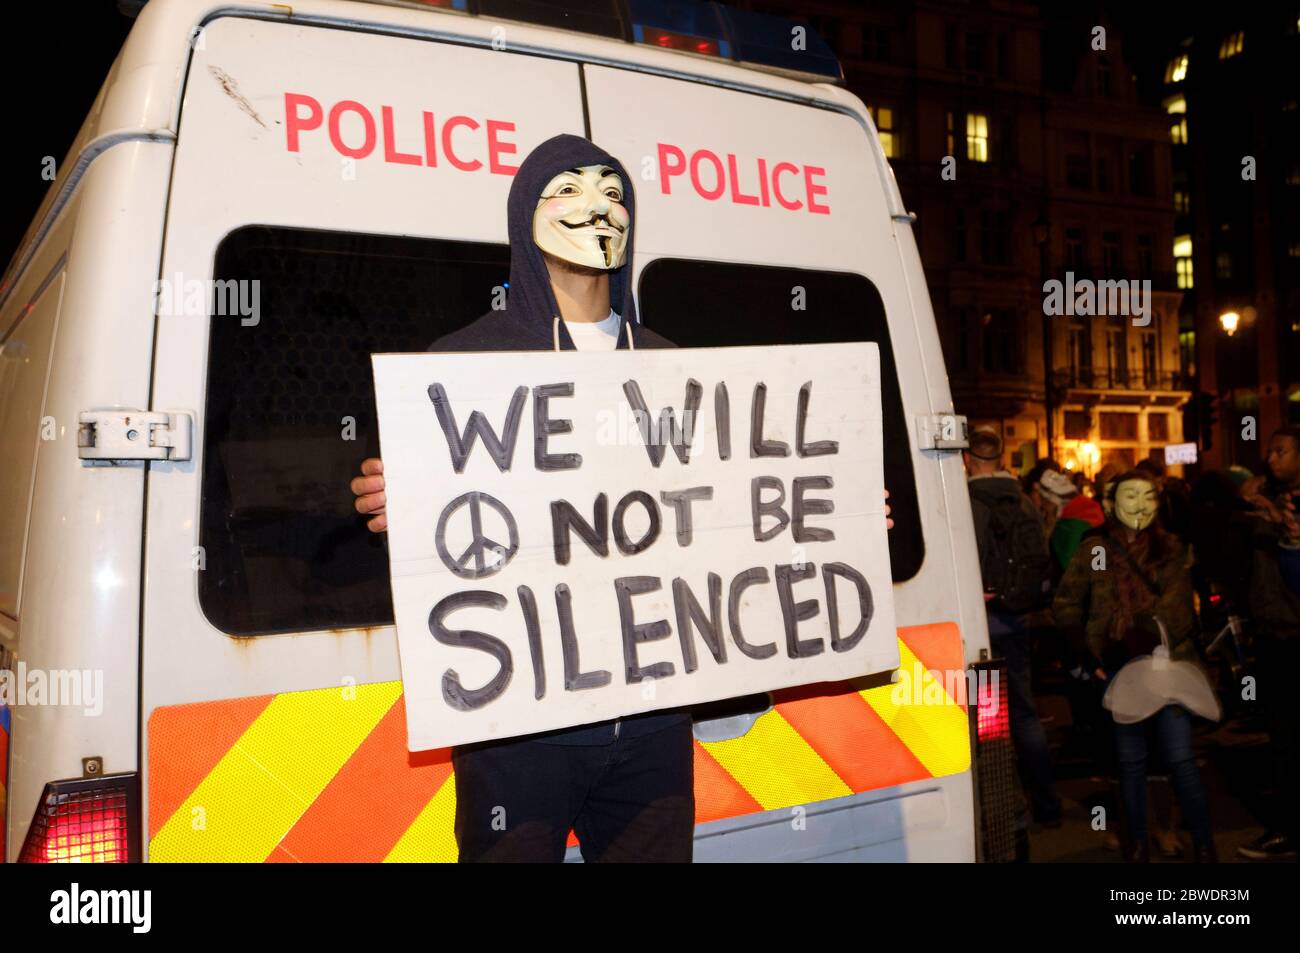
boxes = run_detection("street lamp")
[1080,440,1100,477]
[1219,310,1240,336]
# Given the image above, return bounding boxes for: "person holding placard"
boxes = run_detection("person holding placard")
[354,135,693,862]
[354,133,893,863]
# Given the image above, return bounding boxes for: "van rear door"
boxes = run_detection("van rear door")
[585,65,979,861]
[143,11,981,864]
[142,15,585,861]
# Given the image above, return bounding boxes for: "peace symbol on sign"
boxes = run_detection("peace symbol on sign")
[435,491,520,579]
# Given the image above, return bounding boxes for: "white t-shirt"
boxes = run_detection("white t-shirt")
[563,310,622,351]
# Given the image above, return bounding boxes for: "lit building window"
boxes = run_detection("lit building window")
[966,113,989,162]
[1219,32,1244,59]
[1174,234,1194,289]
[868,105,897,158]
[1164,54,1188,83]
[1170,117,1189,144]
[1164,95,1186,114]
[946,111,955,156]
[1175,190,1190,214]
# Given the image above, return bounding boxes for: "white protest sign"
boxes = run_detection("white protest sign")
[373,342,897,751]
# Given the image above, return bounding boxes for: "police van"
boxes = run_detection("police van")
[0,0,1014,863]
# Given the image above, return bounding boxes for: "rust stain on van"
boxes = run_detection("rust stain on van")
[226,626,390,649]
[208,65,267,129]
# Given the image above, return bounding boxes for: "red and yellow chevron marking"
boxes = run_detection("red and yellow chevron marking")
[147,622,967,862]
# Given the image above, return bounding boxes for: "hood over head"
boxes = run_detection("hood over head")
[505,133,637,334]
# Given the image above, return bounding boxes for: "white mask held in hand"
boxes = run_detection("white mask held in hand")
[1104,618,1222,724]
[533,164,629,270]
[1114,477,1158,532]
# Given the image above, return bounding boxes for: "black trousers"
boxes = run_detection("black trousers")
[451,719,695,862]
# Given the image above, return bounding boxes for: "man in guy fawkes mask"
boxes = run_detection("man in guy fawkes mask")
[352,135,690,863]
[1053,472,1217,862]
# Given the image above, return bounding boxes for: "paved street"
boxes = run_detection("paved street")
[1026,667,1279,864]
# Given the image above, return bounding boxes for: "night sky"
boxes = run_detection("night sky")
[2,4,132,265]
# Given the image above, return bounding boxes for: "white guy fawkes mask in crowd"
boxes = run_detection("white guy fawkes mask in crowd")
[533,164,629,269]
[1114,478,1159,532]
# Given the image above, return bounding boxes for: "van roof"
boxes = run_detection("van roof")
[1,0,896,312]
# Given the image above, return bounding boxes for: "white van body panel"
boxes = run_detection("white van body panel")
[1,143,173,861]
[2,0,990,863]
[891,222,990,661]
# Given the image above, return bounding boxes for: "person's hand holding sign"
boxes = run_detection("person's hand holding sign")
[352,457,388,533]
[355,458,896,534]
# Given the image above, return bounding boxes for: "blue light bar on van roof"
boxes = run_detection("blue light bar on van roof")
[720,5,842,82]
[628,0,841,83]
[119,0,839,82]
[629,0,730,58]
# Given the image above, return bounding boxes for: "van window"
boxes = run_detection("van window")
[638,258,923,581]
[199,230,921,636]
[199,226,509,636]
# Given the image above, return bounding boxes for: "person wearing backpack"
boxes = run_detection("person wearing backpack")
[965,429,1062,829]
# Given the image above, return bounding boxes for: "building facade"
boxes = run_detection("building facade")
[738,0,1190,477]
[1161,9,1300,470]
[1043,13,1188,476]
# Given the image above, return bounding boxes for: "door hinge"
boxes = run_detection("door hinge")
[916,413,969,451]
[77,409,193,462]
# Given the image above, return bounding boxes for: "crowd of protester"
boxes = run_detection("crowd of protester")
[964,425,1300,863]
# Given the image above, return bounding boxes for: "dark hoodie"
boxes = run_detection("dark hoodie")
[429,133,684,747]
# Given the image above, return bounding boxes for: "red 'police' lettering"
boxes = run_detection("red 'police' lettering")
[284,92,519,176]
[657,142,830,214]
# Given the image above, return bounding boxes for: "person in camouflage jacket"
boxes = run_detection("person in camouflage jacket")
[1051,471,1214,862]
[1053,518,1198,675]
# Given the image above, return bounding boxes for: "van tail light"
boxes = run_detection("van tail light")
[18,774,140,863]
[975,661,1011,743]
[968,659,1021,862]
